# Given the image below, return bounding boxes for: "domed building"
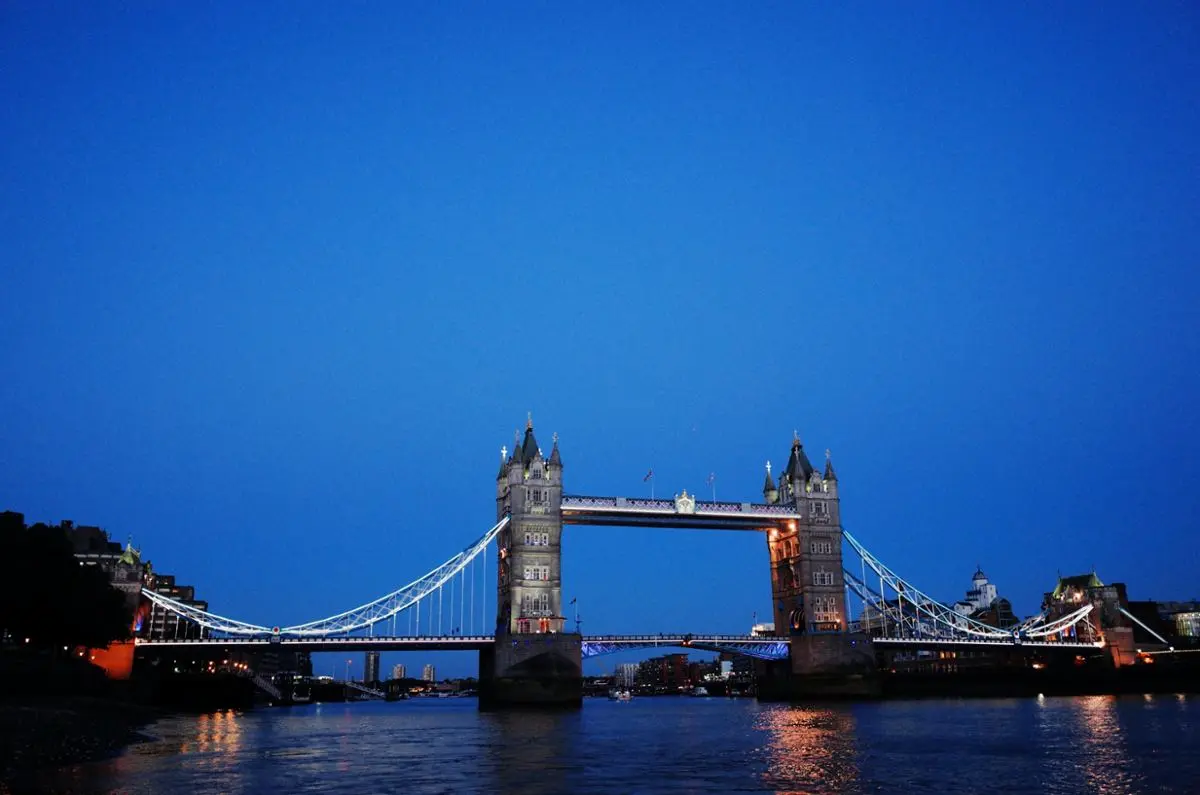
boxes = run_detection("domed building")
[952,567,1017,629]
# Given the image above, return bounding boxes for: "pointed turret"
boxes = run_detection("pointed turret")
[497,446,508,479]
[823,448,837,482]
[548,432,562,467]
[785,431,815,481]
[520,413,540,465]
[762,461,778,504]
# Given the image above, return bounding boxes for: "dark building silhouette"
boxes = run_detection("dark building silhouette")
[364,651,381,684]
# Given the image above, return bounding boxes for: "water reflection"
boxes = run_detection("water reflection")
[1032,695,1146,795]
[482,708,581,794]
[757,704,859,795]
[182,708,244,756]
[16,697,1199,794]
[1073,696,1144,795]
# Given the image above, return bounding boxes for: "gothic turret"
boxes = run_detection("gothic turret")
[519,413,540,469]
[762,461,778,504]
[823,449,837,482]
[785,433,815,482]
[548,432,562,468]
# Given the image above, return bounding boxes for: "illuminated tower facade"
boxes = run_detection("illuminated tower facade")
[762,434,845,637]
[495,416,565,635]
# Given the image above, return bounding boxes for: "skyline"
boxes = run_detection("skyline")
[3,3,1198,677]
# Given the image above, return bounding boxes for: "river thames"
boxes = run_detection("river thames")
[31,695,1200,794]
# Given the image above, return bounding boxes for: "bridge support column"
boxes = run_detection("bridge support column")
[758,634,881,700]
[479,633,582,709]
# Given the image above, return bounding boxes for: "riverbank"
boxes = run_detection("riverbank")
[0,696,159,788]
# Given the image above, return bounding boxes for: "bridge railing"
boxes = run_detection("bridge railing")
[346,681,386,699]
[584,634,780,642]
[561,495,800,517]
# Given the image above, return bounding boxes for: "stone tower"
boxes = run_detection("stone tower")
[760,433,877,697]
[494,415,565,634]
[763,434,845,636]
[481,416,581,707]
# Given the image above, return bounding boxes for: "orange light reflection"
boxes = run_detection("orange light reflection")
[757,705,858,794]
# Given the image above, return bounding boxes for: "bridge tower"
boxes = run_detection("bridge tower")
[761,434,877,697]
[480,416,582,707]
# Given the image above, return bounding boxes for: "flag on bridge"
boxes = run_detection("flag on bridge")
[643,468,654,482]
[570,597,577,605]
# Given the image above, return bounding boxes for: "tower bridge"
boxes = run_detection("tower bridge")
[138,417,1109,706]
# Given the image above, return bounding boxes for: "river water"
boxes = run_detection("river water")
[33,694,1200,794]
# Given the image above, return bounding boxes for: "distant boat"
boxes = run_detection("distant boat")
[690,686,709,697]
[608,689,633,702]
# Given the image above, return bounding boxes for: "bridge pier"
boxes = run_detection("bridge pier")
[479,633,583,709]
[758,633,881,700]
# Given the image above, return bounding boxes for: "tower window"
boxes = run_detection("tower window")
[813,570,834,587]
[813,596,839,623]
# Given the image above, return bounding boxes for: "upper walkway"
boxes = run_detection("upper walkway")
[560,494,800,530]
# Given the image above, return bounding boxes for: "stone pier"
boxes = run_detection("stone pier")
[479,633,583,708]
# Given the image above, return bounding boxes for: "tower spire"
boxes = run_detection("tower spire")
[785,430,814,480]
[520,416,540,464]
[823,448,837,482]
[762,460,777,503]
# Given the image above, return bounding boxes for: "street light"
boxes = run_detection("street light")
[345,659,352,682]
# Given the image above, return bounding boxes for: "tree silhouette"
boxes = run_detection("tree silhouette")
[0,520,132,651]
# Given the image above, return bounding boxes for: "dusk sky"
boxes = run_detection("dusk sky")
[3,4,1198,676]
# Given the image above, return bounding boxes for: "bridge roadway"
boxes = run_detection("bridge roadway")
[134,634,1105,655]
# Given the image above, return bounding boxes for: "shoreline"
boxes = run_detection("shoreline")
[0,696,160,787]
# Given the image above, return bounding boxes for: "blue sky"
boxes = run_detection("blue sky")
[3,3,1198,676]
